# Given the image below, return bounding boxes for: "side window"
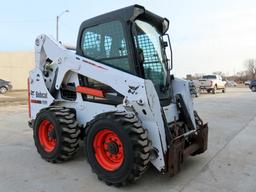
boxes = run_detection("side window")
[81,21,130,72]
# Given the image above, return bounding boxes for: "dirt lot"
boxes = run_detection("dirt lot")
[0,88,255,192]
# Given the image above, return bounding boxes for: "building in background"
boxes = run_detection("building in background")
[0,52,34,90]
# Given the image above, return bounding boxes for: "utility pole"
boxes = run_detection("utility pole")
[56,10,69,41]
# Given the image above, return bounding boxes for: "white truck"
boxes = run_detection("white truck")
[197,75,226,94]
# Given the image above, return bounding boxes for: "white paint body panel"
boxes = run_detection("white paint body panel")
[29,68,54,119]
[171,78,196,128]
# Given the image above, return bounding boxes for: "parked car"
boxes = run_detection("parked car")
[197,75,226,94]
[226,80,237,87]
[249,80,256,92]
[244,80,251,86]
[0,79,12,94]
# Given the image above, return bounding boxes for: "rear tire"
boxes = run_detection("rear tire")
[33,107,80,163]
[0,87,8,94]
[86,112,151,186]
[252,86,256,92]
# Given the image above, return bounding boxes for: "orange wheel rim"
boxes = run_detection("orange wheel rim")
[38,120,57,152]
[93,129,124,171]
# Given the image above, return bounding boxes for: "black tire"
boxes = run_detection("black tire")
[212,86,217,94]
[33,107,80,163]
[86,112,151,186]
[207,89,211,93]
[251,86,256,92]
[222,87,226,93]
[0,86,8,94]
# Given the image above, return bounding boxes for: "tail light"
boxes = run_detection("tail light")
[28,78,31,118]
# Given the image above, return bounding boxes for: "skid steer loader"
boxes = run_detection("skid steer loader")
[28,4,208,186]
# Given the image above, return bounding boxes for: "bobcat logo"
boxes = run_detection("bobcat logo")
[128,85,139,94]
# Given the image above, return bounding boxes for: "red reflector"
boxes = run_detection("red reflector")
[27,78,31,118]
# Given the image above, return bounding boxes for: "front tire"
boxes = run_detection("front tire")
[212,86,217,94]
[33,107,80,163]
[86,112,151,186]
[251,86,256,92]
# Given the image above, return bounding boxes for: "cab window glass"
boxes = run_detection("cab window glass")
[81,21,130,72]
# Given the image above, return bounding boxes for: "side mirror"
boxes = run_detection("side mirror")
[162,18,169,34]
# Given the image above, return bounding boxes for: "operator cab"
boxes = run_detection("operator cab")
[76,4,172,106]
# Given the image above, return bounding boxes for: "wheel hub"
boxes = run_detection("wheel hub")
[48,129,56,139]
[93,129,124,171]
[107,142,119,154]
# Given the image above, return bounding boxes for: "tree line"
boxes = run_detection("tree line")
[186,59,256,82]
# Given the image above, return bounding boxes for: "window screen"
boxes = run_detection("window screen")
[81,21,130,72]
[134,20,169,101]
[136,34,163,84]
[134,20,167,87]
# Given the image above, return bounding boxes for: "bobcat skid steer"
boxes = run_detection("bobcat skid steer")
[28,4,208,186]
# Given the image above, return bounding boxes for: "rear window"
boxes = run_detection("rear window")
[202,75,216,79]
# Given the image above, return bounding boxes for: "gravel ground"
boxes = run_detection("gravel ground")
[0,87,255,192]
[0,91,27,106]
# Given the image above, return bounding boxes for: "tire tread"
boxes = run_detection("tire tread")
[34,107,80,163]
[87,111,151,186]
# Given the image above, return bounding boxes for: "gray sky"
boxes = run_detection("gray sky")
[0,0,255,77]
